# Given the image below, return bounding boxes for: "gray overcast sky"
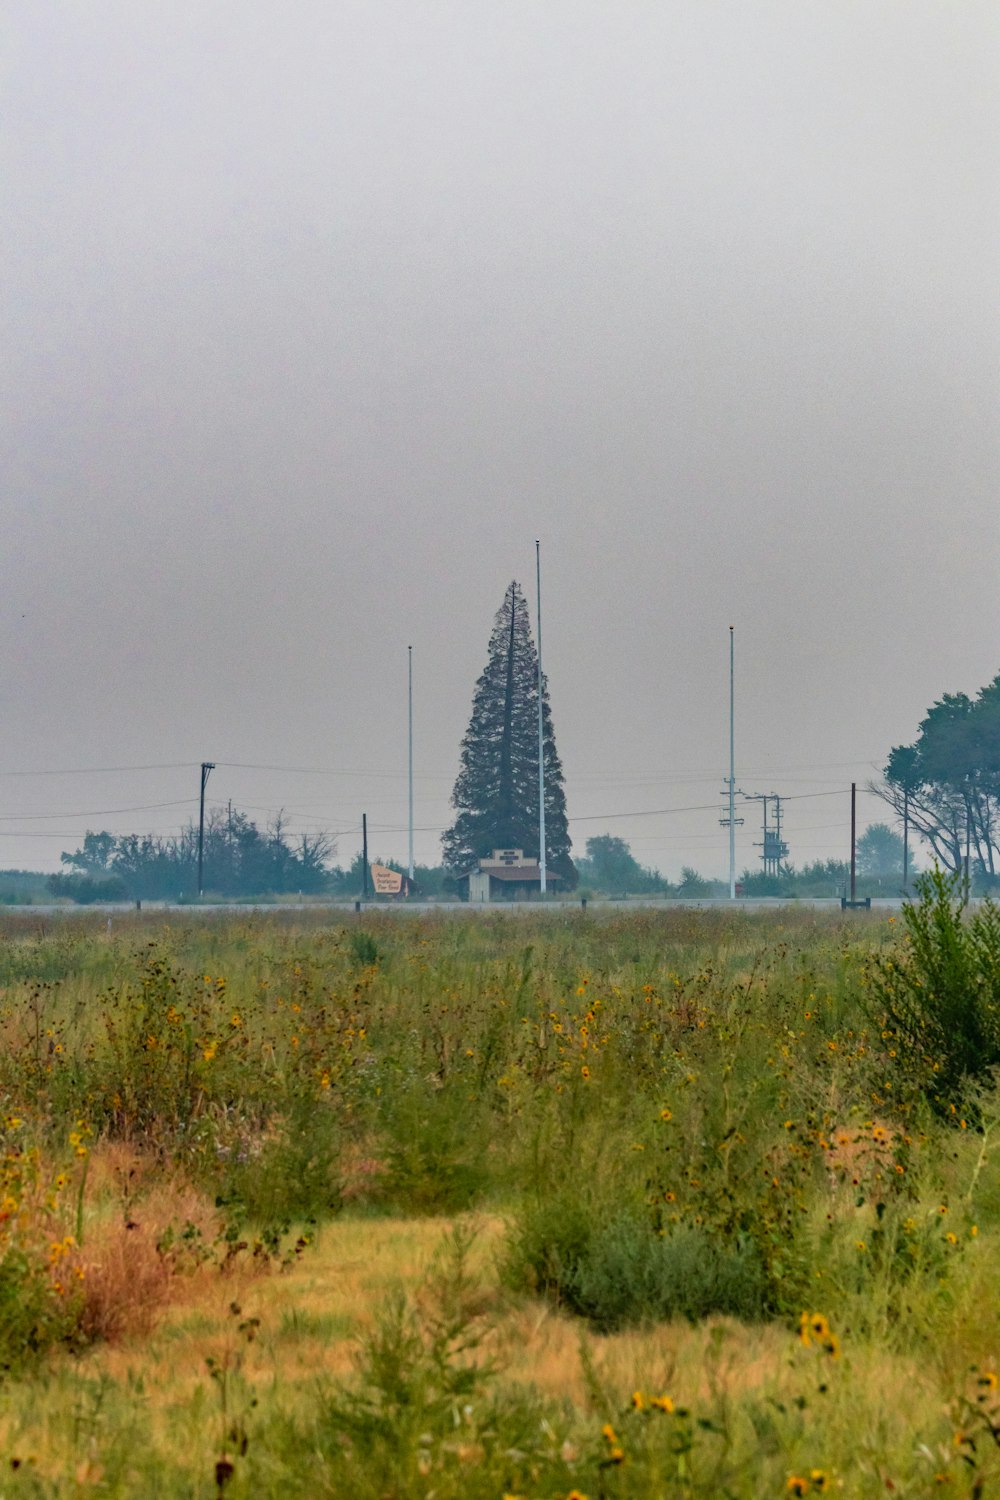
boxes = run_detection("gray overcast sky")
[2,1,998,878]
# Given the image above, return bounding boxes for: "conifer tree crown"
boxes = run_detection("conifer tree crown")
[443,581,575,886]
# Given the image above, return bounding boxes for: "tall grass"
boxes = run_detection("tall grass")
[0,902,996,1491]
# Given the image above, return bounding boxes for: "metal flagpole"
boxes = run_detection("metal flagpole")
[407,645,414,884]
[729,627,736,900]
[536,540,546,894]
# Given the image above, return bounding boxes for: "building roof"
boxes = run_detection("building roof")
[483,865,561,883]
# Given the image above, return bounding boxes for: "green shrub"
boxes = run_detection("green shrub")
[212,1101,342,1224]
[868,870,1000,1115]
[348,930,383,968]
[507,1197,770,1331]
[0,1244,82,1372]
[382,1081,494,1214]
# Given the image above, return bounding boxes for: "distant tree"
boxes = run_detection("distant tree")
[738,868,789,897]
[577,835,663,894]
[676,867,712,898]
[412,863,448,897]
[794,859,850,897]
[873,675,1000,878]
[856,823,909,883]
[0,870,50,905]
[443,581,575,887]
[46,872,127,904]
[60,831,116,874]
[59,812,335,900]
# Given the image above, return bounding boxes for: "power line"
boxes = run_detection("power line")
[215,761,448,781]
[0,762,195,778]
[0,799,196,822]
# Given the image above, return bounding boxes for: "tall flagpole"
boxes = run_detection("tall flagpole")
[407,645,414,883]
[536,540,547,894]
[729,625,736,900]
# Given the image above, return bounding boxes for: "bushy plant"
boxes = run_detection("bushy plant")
[0,1131,87,1372]
[507,1196,769,1331]
[381,1080,494,1214]
[867,870,1000,1114]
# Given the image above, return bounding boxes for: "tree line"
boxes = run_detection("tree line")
[577,828,910,900]
[54,811,335,901]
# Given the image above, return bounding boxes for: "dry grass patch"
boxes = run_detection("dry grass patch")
[72,1145,223,1345]
[0,1213,989,1497]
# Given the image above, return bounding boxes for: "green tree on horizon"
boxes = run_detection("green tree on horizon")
[443,580,575,887]
[875,673,1000,883]
[60,810,335,899]
[577,834,666,894]
[856,822,911,884]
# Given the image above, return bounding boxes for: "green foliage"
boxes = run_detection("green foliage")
[0,869,50,905]
[216,1098,341,1223]
[879,672,1000,879]
[297,1225,537,1499]
[677,866,713,897]
[443,580,576,887]
[347,929,383,968]
[857,822,908,883]
[507,1198,769,1331]
[381,1081,494,1214]
[0,1244,81,1373]
[577,834,667,895]
[0,910,1000,1493]
[868,869,1000,1114]
[60,808,334,900]
[46,872,128,904]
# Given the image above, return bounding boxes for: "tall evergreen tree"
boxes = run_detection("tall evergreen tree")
[443,581,576,886]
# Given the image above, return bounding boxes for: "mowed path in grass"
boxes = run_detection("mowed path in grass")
[0,1211,956,1497]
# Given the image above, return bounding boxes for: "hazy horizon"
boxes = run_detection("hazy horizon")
[3,3,997,878]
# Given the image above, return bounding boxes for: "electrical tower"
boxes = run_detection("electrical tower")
[740,791,789,877]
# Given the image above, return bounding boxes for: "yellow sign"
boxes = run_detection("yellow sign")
[370,863,403,895]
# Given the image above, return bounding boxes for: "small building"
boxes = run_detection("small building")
[466,849,560,902]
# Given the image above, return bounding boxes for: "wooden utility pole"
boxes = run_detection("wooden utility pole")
[850,782,857,904]
[198,762,215,898]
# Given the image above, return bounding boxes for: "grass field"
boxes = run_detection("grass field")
[0,897,997,1497]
